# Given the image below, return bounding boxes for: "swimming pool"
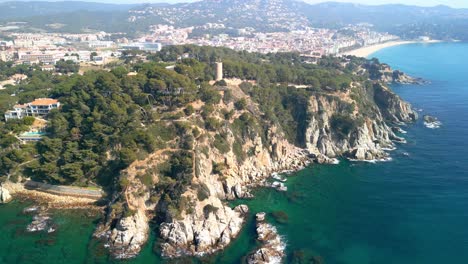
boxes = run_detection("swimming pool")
[20,131,46,137]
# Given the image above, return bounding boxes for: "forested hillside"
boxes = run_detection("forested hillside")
[0,45,387,187]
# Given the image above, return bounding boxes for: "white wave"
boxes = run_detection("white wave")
[271,173,287,182]
[382,146,397,151]
[348,157,393,163]
[424,121,442,129]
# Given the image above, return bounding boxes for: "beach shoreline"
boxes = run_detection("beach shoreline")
[341,40,442,58]
[2,181,103,209]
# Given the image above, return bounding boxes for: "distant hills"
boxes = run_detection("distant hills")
[0,0,467,40]
[0,1,136,19]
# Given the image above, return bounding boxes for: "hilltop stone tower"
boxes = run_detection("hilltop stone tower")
[215,62,223,81]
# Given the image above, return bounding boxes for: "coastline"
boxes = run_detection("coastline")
[341,40,442,58]
[2,181,103,209]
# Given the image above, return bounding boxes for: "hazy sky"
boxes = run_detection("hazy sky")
[3,0,467,8]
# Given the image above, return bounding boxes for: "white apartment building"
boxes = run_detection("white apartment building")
[4,98,60,121]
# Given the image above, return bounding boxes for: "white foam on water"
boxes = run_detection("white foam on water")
[424,121,442,129]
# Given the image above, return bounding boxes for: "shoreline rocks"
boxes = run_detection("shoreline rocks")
[423,115,442,129]
[0,181,101,209]
[247,212,285,264]
[108,210,149,259]
[0,184,12,204]
[24,207,57,233]
[159,204,249,258]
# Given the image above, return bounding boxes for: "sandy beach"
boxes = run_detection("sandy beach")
[342,40,442,58]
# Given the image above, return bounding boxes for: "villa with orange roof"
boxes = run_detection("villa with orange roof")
[4,98,60,121]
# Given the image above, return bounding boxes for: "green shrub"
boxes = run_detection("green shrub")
[139,173,154,188]
[239,82,253,93]
[213,134,230,154]
[223,89,233,103]
[212,162,226,175]
[197,183,211,201]
[232,141,246,162]
[200,87,221,105]
[119,176,130,189]
[223,109,235,120]
[201,104,214,119]
[330,114,361,138]
[205,117,222,131]
[184,105,195,116]
[234,98,247,110]
[214,79,227,86]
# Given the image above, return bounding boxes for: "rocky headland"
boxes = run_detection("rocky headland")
[94,68,417,259]
[247,212,286,264]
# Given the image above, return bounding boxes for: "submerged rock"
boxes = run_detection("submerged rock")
[392,126,407,134]
[0,185,12,204]
[424,115,438,123]
[271,173,287,182]
[423,115,442,129]
[271,211,289,224]
[270,181,287,192]
[247,212,285,264]
[27,212,56,233]
[23,206,41,214]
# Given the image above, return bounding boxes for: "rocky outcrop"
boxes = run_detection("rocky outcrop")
[159,125,310,257]
[305,84,416,162]
[94,186,152,258]
[27,213,56,233]
[381,69,426,85]
[247,212,285,264]
[0,184,12,204]
[96,75,417,260]
[373,83,418,123]
[373,63,426,85]
[423,115,442,129]
[160,203,248,257]
[23,207,56,233]
[107,210,149,259]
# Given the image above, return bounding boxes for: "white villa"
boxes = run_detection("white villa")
[4,98,60,121]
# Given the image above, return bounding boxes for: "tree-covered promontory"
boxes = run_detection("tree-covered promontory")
[0,45,394,188]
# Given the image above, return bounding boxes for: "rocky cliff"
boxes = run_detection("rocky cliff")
[305,82,417,162]
[95,76,417,259]
[157,88,311,257]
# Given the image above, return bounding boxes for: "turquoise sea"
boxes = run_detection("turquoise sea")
[1,42,468,263]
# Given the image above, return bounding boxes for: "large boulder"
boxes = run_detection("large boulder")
[109,210,149,259]
[0,185,12,204]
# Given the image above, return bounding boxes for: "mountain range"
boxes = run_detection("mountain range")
[0,0,467,40]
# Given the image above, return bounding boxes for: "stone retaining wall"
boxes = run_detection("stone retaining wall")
[24,181,103,200]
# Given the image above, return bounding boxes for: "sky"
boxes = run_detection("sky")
[1,0,467,8]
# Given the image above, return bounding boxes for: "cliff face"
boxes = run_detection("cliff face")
[305,83,417,161]
[159,115,310,257]
[95,79,417,260]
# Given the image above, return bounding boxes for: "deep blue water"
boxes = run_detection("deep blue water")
[222,42,468,263]
[1,42,467,263]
